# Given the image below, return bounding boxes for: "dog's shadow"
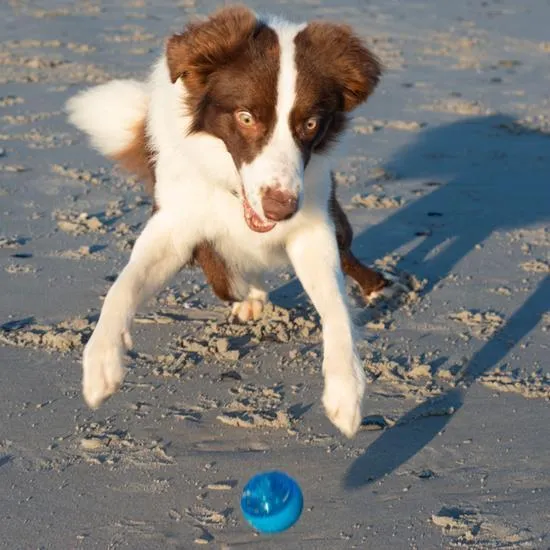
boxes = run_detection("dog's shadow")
[274,114,550,487]
[345,275,549,487]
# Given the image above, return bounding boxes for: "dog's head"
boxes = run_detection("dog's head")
[167,5,381,232]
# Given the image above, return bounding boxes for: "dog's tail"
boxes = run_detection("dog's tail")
[66,80,154,185]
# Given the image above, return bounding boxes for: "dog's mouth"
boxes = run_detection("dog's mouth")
[241,187,276,233]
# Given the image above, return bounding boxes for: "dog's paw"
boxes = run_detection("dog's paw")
[364,271,408,305]
[322,362,366,438]
[230,288,267,322]
[82,327,130,408]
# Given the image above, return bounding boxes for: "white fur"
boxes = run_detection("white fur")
[69,16,366,438]
[66,80,149,157]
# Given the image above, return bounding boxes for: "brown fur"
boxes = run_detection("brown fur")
[294,22,382,113]
[166,5,257,89]
[290,22,381,164]
[112,118,156,196]
[192,242,238,302]
[167,8,280,168]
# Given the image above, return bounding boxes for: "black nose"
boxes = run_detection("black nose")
[262,188,298,221]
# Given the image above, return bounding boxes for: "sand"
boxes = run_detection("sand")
[0,0,549,548]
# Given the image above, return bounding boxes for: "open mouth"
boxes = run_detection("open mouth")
[241,188,276,233]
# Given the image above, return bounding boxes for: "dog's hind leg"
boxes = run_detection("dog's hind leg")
[82,212,193,409]
[329,176,395,302]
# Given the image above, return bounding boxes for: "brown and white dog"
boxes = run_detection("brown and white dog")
[67,5,394,438]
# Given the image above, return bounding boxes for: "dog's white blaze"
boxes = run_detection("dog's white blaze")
[271,19,305,144]
[239,19,306,218]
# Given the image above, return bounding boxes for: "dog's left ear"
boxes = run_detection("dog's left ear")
[296,22,382,112]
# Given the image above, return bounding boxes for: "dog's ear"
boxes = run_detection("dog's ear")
[166,5,257,89]
[297,22,382,112]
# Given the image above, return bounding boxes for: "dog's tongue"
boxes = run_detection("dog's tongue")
[242,194,276,233]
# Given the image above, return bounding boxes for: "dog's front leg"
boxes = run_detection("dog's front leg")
[286,218,366,438]
[83,213,190,408]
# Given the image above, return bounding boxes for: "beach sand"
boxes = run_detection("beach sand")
[1,0,549,548]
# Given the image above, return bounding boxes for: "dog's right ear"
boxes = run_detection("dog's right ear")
[166,5,257,91]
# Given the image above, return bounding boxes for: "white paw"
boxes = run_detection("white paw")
[230,288,267,322]
[82,327,130,408]
[322,360,366,438]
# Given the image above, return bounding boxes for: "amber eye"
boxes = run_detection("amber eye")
[236,110,255,127]
[305,116,320,132]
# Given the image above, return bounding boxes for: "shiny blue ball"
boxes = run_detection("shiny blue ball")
[240,471,303,533]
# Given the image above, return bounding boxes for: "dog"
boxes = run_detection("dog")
[66,5,394,438]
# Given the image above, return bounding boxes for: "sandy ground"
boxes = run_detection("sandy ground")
[1,0,549,548]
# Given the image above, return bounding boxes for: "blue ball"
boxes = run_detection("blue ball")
[240,471,303,533]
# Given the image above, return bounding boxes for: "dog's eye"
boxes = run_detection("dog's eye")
[236,110,255,127]
[305,116,320,132]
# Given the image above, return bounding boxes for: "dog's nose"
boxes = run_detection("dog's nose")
[262,188,298,221]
